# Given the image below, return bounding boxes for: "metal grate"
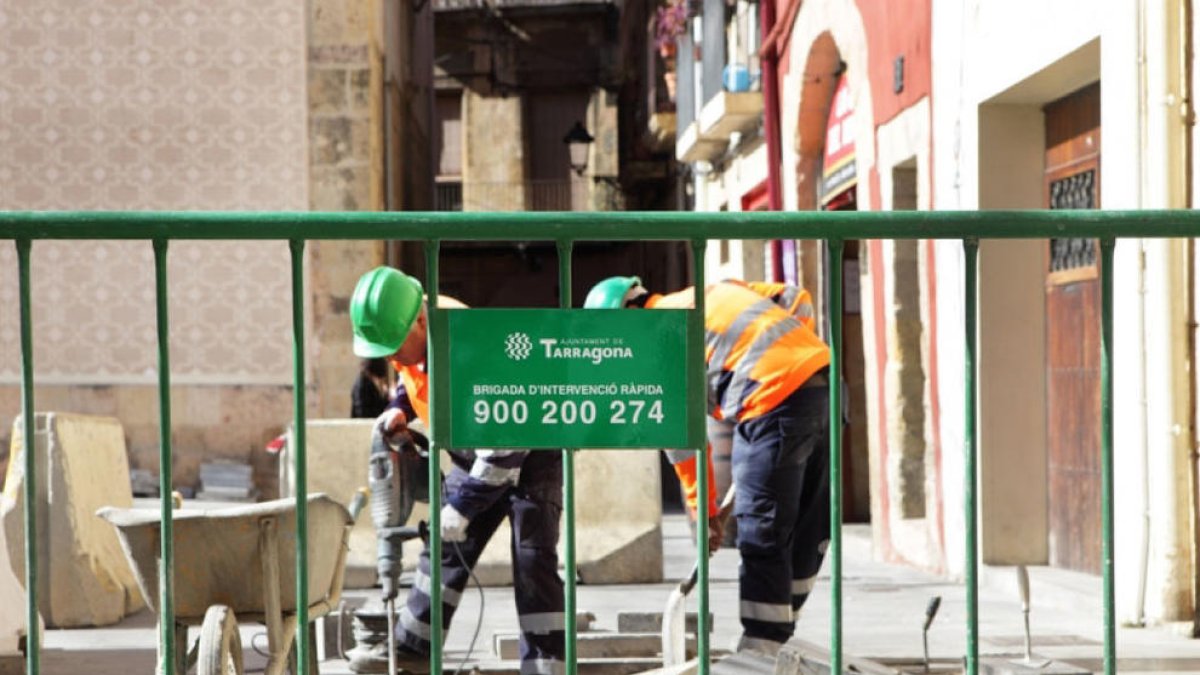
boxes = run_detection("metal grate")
[1049,237,1097,272]
[1049,168,1097,209]
[1048,168,1098,272]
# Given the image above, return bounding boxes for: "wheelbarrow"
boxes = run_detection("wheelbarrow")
[99,493,354,675]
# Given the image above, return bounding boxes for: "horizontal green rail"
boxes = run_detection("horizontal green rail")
[1,208,1154,675]
[2,208,1200,239]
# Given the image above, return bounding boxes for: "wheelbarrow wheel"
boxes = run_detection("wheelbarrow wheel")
[197,604,244,675]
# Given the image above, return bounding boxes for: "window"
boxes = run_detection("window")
[434,91,463,211]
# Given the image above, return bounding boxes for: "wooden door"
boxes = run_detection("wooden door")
[1044,82,1102,574]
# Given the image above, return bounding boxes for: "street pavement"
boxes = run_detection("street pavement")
[41,517,1200,674]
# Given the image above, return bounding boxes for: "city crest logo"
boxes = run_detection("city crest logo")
[504,332,533,360]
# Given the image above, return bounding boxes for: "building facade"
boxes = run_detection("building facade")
[668,0,1200,630]
[932,0,1197,627]
[671,0,937,561]
[395,0,690,311]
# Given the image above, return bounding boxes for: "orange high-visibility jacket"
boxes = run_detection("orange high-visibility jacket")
[742,281,815,330]
[394,294,467,425]
[652,282,830,512]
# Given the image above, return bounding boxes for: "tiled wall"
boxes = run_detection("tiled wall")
[0,0,309,384]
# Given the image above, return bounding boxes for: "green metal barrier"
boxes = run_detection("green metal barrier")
[3,209,1169,675]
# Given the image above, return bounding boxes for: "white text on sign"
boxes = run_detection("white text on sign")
[471,399,664,426]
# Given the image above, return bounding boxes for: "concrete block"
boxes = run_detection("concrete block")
[493,632,695,660]
[0,464,30,655]
[617,612,712,634]
[571,449,663,585]
[2,413,145,628]
[315,596,365,662]
[288,423,663,586]
[280,419,379,588]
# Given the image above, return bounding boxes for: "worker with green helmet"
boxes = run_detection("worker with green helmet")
[349,266,566,674]
[585,275,831,661]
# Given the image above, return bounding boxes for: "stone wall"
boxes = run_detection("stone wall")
[305,0,436,420]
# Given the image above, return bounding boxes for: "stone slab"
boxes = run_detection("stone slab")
[3,413,144,628]
[710,652,776,674]
[774,639,902,675]
[493,632,695,660]
[471,657,663,675]
[0,470,28,655]
[979,656,1090,674]
[616,612,713,634]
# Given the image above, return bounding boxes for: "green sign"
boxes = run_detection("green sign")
[447,309,690,449]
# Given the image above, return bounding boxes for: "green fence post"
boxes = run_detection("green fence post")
[690,239,710,674]
[1099,238,1115,674]
[963,238,979,675]
[16,239,39,675]
[289,239,310,672]
[827,239,844,674]
[425,241,444,674]
[558,239,577,674]
[152,239,177,674]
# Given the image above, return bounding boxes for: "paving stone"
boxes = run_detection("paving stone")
[617,612,713,634]
[979,656,1090,674]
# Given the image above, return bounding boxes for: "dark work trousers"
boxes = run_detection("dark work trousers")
[732,372,831,644]
[397,454,565,675]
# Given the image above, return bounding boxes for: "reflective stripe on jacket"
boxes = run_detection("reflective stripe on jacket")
[743,281,815,330]
[652,282,829,513]
[648,281,829,422]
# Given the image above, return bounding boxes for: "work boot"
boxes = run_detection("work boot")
[346,640,431,674]
[734,634,783,660]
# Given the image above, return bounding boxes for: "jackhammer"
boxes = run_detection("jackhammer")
[365,420,428,674]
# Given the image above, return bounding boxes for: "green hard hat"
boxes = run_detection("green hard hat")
[350,267,424,358]
[584,276,643,309]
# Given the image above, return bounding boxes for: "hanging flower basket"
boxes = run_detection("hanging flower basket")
[654,0,689,60]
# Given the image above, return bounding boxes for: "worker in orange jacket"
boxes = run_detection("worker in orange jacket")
[698,280,815,546]
[350,267,565,675]
[585,276,831,658]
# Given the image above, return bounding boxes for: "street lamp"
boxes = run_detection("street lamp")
[563,121,594,176]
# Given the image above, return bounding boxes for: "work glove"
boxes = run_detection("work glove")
[440,503,470,543]
[373,408,408,449]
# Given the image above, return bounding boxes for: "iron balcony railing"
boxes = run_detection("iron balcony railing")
[2,209,1189,675]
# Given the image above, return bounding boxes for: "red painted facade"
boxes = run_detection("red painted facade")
[765,0,939,570]
[856,0,932,127]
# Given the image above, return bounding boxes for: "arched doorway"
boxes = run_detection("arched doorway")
[789,31,871,524]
